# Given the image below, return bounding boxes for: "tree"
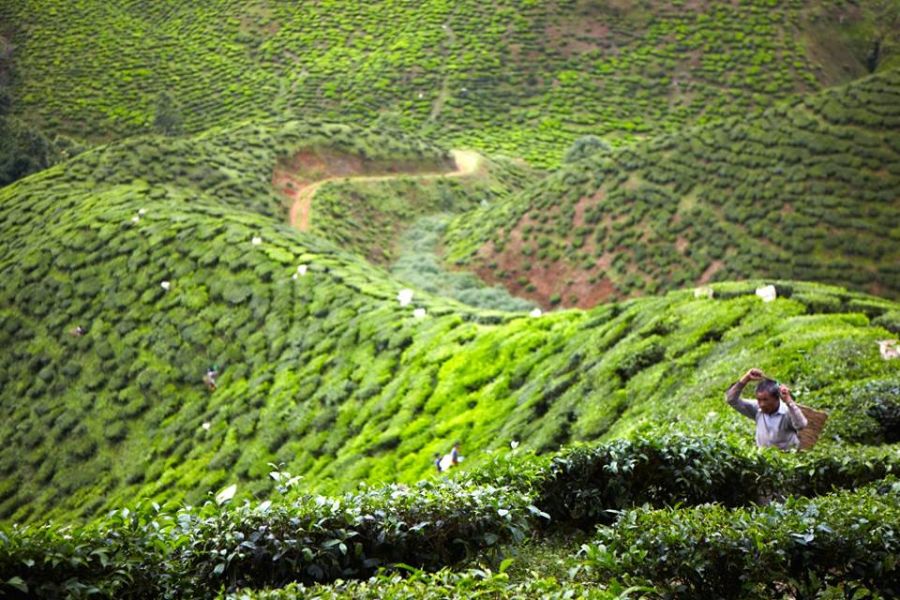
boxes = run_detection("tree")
[152,91,183,136]
[0,87,10,118]
[862,0,900,72]
[563,135,611,163]
[0,118,54,186]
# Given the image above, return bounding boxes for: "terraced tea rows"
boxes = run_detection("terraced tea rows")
[444,67,900,306]
[1,3,899,596]
[1,0,887,166]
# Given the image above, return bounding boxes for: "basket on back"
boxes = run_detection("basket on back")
[798,404,828,450]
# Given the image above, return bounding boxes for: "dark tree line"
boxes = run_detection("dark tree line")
[0,34,81,188]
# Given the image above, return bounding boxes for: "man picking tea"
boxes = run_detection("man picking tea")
[725,368,807,450]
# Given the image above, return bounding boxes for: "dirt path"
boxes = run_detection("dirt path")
[284,149,481,232]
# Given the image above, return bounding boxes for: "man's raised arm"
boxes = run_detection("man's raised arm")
[779,384,808,430]
[725,368,763,419]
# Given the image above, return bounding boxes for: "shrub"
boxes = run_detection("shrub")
[873,309,900,334]
[181,480,535,592]
[613,336,665,381]
[0,479,538,596]
[232,565,622,599]
[866,394,900,443]
[584,480,900,599]
[531,433,773,529]
[563,135,611,163]
[782,445,900,497]
[0,505,177,598]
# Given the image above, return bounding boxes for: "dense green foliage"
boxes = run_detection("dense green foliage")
[1,119,897,522]
[1,1,899,597]
[585,480,900,599]
[225,568,622,600]
[3,436,898,597]
[532,435,771,527]
[445,68,900,305]
[0,0,890,166]
[0,478,535,598]
[463,433,900,529]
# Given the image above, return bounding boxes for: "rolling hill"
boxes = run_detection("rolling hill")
[444,67,900,307]
[1,0,894,166]
[0,114,897,526]
[1,2,899,598]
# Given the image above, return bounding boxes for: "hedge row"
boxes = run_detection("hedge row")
[0,480,536,598]
[585,480,900,599]
[224,566,622,600]
[2,434,898,596]
[463,432,900,529]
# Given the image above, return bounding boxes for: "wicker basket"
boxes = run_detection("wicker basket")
[798,404,828,450]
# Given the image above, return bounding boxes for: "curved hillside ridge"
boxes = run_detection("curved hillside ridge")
[1,165,897,525]
[1,0,884,166]
[444,67,900,306]
[0,170,495,321]
[0,113,897,527]
[46,118,453,221]
[0,179,522,524]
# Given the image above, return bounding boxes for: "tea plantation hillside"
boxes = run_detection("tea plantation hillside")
[1,110,898,527]
[3,3,900,598]
[444,67,900,307]
[1,0,895,167]
[301,154,540,265]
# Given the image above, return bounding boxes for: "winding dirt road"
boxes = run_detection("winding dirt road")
[281,149,481,231]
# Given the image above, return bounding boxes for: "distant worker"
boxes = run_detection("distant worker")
[70,325,85,337]
[203,365,219,392]
[436,442,465,472]
[725,368,807,450]
[450,441,463,466]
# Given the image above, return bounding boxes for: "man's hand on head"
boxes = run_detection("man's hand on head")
[779,384,794,404]
[741,368,764,384]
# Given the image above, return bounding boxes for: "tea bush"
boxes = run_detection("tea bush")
[585,480,900,599]
[0,478,539,598]
[0,505,177,599]
[180,481,535,592]
[224,566,625,600]
[4,438,899,597]
[531,434,773,528]
[458,434,900,531]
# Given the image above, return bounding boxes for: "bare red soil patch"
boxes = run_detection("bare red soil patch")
[698,259,724,284]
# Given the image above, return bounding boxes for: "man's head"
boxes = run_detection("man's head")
[755,378,782,414]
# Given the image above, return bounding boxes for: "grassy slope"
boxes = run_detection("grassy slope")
[0,116,897,525]
[0,0,884,166]
[444,67,900,307]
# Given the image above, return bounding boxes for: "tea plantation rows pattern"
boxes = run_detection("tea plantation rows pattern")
[0,118,897,525]
[444,67,900,306]
[0,0,884,166]
[2,2,899,597]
